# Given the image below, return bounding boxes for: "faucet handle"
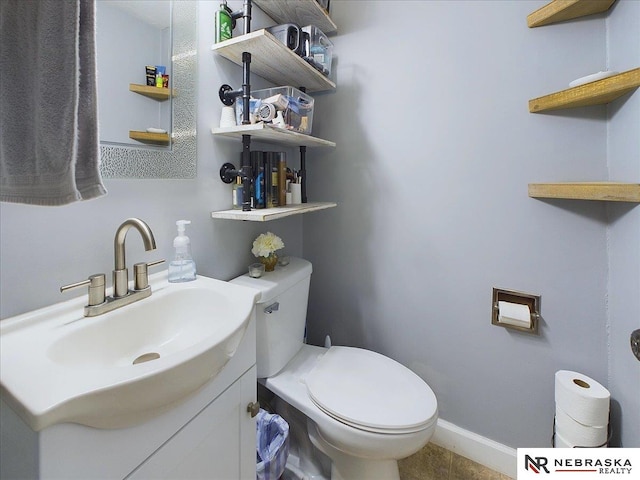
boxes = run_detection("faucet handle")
[133,260,165,290]
[60,274,106,306]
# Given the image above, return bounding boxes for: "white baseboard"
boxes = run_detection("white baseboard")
[431,419,517,478]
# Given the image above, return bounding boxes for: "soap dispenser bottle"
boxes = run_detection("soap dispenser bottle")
[168,220,197,283]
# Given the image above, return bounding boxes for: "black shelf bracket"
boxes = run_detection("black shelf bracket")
[218,134,252,212]
[217,1,253,210]
[240,134,252,211]
[231,0,252,35]
[299,146,308,204]
[218,84,237,106]
[218,51,252,125]
[299,86,308,203]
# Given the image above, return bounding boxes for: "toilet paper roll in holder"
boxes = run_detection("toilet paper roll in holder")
[491,287,541,335]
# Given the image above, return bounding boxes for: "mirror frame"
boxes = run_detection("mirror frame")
[99,1,197,179]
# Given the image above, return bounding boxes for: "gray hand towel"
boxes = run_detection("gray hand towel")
[0,0,107,206]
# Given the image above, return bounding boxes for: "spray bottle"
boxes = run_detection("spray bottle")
[168,220,196,283]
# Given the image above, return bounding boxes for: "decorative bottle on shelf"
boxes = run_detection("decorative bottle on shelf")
[168,220,197,283]
[214,1,233,43]
[232,176,243,210]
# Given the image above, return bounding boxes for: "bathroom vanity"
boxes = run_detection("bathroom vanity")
[0,273,259,480]
[1,317,256,479]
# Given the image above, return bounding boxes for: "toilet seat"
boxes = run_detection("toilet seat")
[305,347,437,434]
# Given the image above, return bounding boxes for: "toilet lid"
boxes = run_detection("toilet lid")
[305,347,437,434]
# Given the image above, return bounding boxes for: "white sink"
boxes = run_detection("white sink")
[0,273,258,431]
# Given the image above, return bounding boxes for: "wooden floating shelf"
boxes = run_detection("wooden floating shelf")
[211,30,336,93]
[211,202,337,221]
[527,0,616,28]
[129,130,170,145]
[252,0,337,35]
[212,124,335,148]
[529,68,640,112]
[528,182,640,202]
[129,83,171,101]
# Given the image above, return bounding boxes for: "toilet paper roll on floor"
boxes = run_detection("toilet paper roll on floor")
[555,370,610,427]
[555,405,608,447]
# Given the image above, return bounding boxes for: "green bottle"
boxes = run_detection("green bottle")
[215,1,233,43]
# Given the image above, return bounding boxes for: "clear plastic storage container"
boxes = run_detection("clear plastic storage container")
[236,86,314,134]
[302,25,333,77]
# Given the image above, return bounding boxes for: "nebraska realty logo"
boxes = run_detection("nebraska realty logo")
[517,448,640,478]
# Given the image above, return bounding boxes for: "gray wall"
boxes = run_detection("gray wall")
[0,0,638,451]
[304,0,638,448]
[0,1,303,319]
[606,0,640,448]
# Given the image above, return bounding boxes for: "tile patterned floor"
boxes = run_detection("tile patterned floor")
[399,442,514,480]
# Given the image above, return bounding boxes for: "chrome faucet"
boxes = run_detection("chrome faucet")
[60,218,164,316]
[113,218,157,298]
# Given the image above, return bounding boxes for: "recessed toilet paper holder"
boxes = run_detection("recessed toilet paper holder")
[491,287,541,335]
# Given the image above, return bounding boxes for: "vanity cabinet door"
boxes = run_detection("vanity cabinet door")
[126,366,257,480]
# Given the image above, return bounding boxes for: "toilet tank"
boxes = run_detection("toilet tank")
[230,257,312,378]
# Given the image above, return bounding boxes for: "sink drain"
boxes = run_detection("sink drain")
[133,352,160,365]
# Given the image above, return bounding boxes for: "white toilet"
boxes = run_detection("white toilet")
[231,257,438,480]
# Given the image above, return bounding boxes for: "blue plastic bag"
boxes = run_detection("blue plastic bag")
[256,408,290,480]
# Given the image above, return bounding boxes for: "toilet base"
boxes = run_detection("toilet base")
[262,344,436,480]
[274,396,331,480]
[275,395,402,480]
[282,452,328,480]
[308,420,400,480]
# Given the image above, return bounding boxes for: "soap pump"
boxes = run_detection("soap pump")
[168,220,196,283]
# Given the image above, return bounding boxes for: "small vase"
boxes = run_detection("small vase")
[260,253,278,272]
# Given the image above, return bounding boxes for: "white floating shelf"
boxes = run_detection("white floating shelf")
[252,0,337,35]
[211,202,337,221]
[211,30,335,93]
[212,124,335,148]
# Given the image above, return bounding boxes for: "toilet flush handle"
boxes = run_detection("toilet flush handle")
[264,302,279,314]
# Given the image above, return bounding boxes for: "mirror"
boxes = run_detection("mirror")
[96,0,197,178]
[96,0,172,148]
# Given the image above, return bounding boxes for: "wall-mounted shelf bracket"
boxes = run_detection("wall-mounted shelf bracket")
[300,146,308,203]
[218,52,252,125]
[240,134,252,210]
[230,0,252,34]
[218,138,252,211]
[219,84,240,106]
[217,40,253,210]
[219,162,241,183]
